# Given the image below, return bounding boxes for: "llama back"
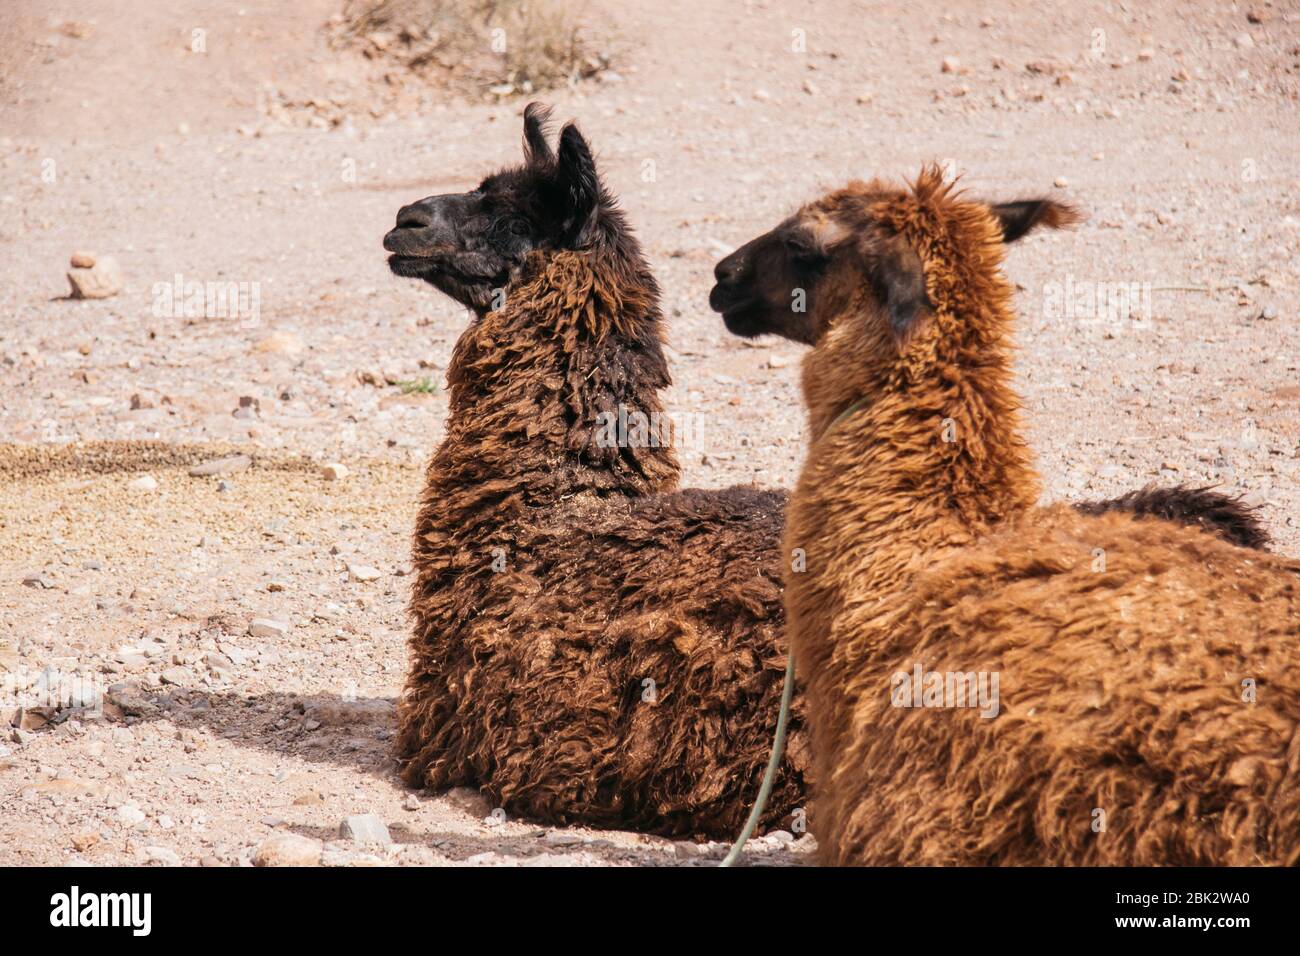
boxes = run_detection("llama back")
[826,505,1300,865]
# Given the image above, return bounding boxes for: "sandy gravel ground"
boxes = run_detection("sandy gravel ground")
[1,0,1297,866]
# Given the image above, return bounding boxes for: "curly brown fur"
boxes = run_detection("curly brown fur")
[391,117,1270,839]
[389,109,807,837]
[770,168,1300,865]
[1073,484,1269,551]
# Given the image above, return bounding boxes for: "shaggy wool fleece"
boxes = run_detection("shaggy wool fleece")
[399,249,809,838]
[781,169,1300,865]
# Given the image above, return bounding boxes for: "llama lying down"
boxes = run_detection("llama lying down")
[711,167,1298,864]
[384,105,805,837]
[384,107,1267,838]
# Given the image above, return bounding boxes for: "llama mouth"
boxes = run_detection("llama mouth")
[715,299,766,337]
[387,254,440,278]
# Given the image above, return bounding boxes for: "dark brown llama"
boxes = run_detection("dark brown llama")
[712,169,1299,865]
[385,105,805,837]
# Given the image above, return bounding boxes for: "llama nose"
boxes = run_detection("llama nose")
[714,252,742,285]
[395,200,434,230]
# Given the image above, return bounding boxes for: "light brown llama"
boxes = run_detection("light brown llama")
[712,168,1300,865]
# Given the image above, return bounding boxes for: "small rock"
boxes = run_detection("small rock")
[767,353,790,369]
[1234,32,1255,50]
[339,814,391,846]
[69,251,96,269]
[1053,176,1069,188]
[117,805,146,827]
[253,833,323,867]
[253,331,304,355]
[321,462,349,481]
[71,831,100,852]
[403,795,420,811]
[143,846,181,866]
[67,255,123,299]
[187,455,252,477]
[159,666,189,686]
[22,573,54,589]
[941,56,960,74]
[1137,48,1155,61]
[129,475,158,491]
[544,830,583,846]
[346,563,382,583]
[248,618,289,639]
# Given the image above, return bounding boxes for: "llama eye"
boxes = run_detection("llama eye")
[784,236,822,261]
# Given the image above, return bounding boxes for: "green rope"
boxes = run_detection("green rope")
[719,651,796,867]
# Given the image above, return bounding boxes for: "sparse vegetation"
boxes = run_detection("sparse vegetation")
[396,377,439,394]
[330,0,611,96]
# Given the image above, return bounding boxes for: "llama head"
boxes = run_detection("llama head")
[710,168,1079,358]
[384,103,630,313]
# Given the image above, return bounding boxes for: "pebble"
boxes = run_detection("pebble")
[117,805,146,826]
[403,795,420,811]
[347,563,382,582]
[66,254,123,299]
[143,846,181,866]
[941,56,961,74]
[129,475,159,491]
[321,462,349,481]
[253,331,304,355]
[188,455,252,477]
[1053,176,1069,188]
[253,833,323,867]
[544,830,584,846]
[248,618,289,638]
[22,573,54,589]
[159,667,189,685]
[339,814,391,846]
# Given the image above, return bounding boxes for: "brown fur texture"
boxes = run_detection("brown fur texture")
[778,168,1300,865]
[395,120,809,836]
[1074,484,1269,551]
[392,113,1272,839]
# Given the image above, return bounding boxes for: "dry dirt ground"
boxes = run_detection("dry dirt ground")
[1,0,1298,867]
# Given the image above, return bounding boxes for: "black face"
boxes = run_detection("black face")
[708,219,828,345]
[384,103,604,313]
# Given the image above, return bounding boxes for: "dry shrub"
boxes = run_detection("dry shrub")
[330,0,610,95]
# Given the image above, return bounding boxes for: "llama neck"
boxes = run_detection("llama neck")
[783,303,1041,664]
[428,250,679,526]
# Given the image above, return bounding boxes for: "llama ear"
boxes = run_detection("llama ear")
[555,123,600,245]
[522,102,555,166]
[990,199,1082,243]
[867,244,933,349]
